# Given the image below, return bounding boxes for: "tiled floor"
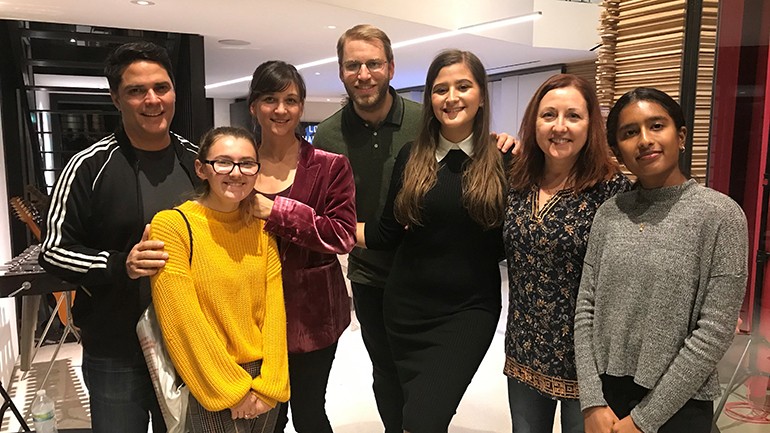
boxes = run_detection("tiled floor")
[2,267,769,432]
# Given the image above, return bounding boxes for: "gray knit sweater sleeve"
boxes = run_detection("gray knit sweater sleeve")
[575,181,748,433]
[574,205,608,410]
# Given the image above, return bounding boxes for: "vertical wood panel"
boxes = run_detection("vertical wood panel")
[596,0,717,182]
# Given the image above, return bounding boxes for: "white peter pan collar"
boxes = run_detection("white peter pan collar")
[435,133,474,162]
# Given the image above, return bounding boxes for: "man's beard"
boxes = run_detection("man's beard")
[345,80,389,112]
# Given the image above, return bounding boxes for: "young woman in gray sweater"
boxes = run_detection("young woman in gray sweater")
[574,88,748,433]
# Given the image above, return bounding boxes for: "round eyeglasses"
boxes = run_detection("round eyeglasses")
[203,159,261,176]
[342,59,387,75]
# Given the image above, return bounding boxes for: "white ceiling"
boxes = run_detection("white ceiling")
[0,0,602,101]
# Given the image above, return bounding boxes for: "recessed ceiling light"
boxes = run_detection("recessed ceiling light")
[69,38,76,43]
[326,25,336,30]
[218,39,251,46]
[314,72,321,76]
[131,0,155,5]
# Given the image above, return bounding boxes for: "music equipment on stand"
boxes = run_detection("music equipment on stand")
[1,192,77,432]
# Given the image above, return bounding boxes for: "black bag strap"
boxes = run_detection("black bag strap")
[171,208,193,265]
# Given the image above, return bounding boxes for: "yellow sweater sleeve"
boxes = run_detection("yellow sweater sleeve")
[149,204,289,411]
[250,233,290,407]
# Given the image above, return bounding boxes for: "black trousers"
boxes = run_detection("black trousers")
[601,375,713,433]
[275,342,338,433]
[352,282,404,433]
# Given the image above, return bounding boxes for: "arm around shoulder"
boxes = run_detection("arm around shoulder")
[264,152,356,254]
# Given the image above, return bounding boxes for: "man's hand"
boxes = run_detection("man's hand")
[584,406,619,433]
[611,415,643,433]
[492,132,520,155]
[126,224,168,279]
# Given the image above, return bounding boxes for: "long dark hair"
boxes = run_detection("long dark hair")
[508,74,619,193]
[395,49,505,230]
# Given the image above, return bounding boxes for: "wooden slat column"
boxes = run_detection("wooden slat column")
[596,0,718,182]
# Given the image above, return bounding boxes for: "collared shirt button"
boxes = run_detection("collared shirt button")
[374,143,379,148]
[373,131,378,136]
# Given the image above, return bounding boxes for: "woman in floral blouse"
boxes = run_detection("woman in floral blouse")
[503,74,630,433]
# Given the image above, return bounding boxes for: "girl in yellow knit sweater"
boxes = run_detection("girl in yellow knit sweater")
[150,126,289,432]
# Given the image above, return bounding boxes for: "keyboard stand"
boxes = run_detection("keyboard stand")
[22,291,80,389]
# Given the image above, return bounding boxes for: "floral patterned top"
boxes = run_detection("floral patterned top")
[503,173,631,400]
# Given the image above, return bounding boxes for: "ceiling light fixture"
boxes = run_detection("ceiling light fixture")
[218,39,251,46]
[205,11,542,91]
[392,11,542,49]
[131,0,155,5]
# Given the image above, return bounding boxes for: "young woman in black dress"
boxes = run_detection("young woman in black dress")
[357,49,507,433]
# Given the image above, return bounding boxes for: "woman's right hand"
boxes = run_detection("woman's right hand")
[583,406,619,433]
[252,193,274,220]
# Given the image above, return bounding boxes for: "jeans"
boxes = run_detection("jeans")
[507,378,583,433]
[275,343,338,433]
[352,282,403,433]
[82,350,166,433]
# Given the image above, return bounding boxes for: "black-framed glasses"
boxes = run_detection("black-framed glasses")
[342,59,387,74]
[203,159,261,176]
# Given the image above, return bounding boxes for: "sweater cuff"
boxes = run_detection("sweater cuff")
[578,374,607,411]
[264,196,299,241]
[254,393,278,409]
[630,406,662,433]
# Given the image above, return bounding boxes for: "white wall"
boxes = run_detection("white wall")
[212,97,233,127]
[0,101,19,389]
[490,68,561,138]
[302,100,343,123]
[533,0,601,51]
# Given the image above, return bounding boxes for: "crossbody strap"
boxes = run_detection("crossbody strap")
[171,208,193,265]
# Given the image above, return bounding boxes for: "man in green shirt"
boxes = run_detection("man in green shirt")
[313,25,416,433]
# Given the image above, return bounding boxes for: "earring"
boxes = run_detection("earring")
[679,146,685,153]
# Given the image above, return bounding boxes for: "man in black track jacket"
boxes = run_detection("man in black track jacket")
[40,41,199,433]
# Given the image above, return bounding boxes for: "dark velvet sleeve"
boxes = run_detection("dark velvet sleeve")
[363,142,413,250]
[264,153,356,255]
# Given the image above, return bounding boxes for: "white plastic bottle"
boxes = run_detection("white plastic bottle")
[30,389,58,433]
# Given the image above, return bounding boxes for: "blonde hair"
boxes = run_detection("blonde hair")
[336,24,394,65]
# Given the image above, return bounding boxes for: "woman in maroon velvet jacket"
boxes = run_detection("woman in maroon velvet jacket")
[248,60,356,433]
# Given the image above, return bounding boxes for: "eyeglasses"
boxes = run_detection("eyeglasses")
[203,159,260,176]
[342,60,387,74]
